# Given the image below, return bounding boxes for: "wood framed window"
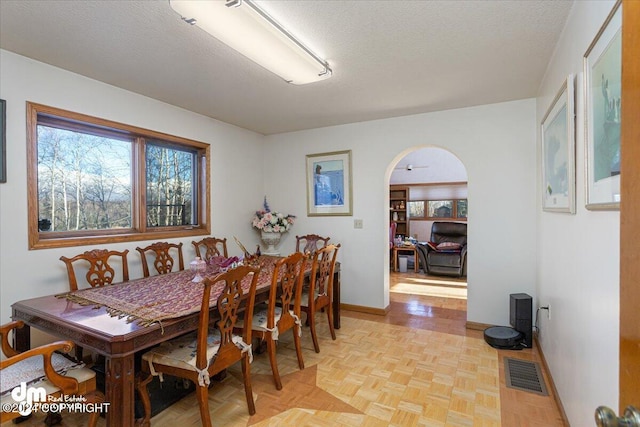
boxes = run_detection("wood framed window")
[408,199,467,220]
[27,102,211,249]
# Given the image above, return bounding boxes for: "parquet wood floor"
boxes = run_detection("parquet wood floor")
[2,272,566,426]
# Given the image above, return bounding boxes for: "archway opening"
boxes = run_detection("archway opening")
[387,146,469,316]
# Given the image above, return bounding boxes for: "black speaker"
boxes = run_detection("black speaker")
[510,293,532,348]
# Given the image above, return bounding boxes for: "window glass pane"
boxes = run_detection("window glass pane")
[29,102,211,249]
[427,200,453,218]
[457,199,468,218]
[37,125,132,231]
[408,201,424,218]
[146,143,196,227]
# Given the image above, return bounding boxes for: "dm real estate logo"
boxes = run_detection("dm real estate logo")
[10,382,46,416]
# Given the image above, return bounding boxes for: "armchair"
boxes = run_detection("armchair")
[0,321,103,426]
[417,222,467,277]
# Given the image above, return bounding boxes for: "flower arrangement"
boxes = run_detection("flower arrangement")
[252,197,295,233]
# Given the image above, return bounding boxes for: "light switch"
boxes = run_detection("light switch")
[354,219,363,229]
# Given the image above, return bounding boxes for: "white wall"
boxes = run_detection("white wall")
[0,50,265,331]
[389,146,468,185]
[264,99,537,325]
[535,1,620,424]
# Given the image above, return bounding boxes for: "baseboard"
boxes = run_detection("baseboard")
[340,303,389,316]
[465,321,494,331]
[534,335,570,426]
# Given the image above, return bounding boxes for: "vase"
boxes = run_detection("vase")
[260,230,282,255]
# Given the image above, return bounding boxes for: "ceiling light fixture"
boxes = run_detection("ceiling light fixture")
[169,0,332,85]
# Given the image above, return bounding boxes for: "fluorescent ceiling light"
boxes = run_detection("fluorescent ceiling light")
[169,0,332,85]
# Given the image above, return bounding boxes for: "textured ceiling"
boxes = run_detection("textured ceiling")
[0,0,572,135]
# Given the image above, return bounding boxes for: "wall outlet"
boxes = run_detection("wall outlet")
[547,303,551,320]
[354,219,363,229]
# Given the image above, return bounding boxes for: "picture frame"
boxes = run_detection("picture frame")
[541,75,575,213]
[583,0,622,210]
[306,150,352,216]
[0,99,5,183]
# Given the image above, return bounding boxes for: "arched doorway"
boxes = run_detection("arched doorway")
[387,146,469,331]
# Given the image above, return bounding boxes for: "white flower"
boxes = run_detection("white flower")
[252,204,296,232]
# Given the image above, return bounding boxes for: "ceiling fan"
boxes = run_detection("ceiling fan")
[393,164,429,171]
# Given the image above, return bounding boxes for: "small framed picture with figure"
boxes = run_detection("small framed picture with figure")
[306,150,352,216]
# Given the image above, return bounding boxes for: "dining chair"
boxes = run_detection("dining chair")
[300,243,340,353]
[136,265,260,427]
[136,241,185,277]
[59,248,129,361]
[59,248,130,292]
[191,236,228,261]
[295,234,330,255]
[236,252,306,390]
[0,321,104,427]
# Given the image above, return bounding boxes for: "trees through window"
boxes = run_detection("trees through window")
[28,103,210,249]
[408,199,467,220]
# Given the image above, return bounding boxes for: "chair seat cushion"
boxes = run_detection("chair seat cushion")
[237,303,292,331]
[1,364,95,407]
[427,251,462,268]
[236,303,301,341]
[141,329,250,376]
[0,353,85,396]
[300,289,322,308]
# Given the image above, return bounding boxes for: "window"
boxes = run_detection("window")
[27,103,210,249]
[408,199,467,220]
[428,200,453,218]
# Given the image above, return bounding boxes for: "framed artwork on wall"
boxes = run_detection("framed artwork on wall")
[0,99,5,183]
[306,150,352,216]
[541,75,575,213]
[584,0,622,210]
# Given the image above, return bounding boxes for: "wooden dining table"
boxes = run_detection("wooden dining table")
[11,256,341,427]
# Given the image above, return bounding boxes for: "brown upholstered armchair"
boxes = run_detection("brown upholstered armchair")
[416,222,467,277]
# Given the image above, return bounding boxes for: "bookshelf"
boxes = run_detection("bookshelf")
[389,185,409,239]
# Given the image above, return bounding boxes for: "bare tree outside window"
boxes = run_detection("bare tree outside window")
[27,102,210,249]
[37,126,131,232]
[146,143,195,227]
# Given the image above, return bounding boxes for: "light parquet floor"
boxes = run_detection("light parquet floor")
[2,272,566,426]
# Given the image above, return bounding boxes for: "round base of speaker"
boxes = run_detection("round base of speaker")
[484,326,524,350]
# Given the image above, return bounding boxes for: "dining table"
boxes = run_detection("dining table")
[11,256,341,427]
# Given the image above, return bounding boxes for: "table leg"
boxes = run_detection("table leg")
[105,354,136,427]
[414,250,419,272]
[13,322,30,352]
[393,248,398,272]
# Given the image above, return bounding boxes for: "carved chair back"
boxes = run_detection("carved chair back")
[60,249,130,292]
[295,234,330,255]
[136,241,184,277]
[191,237,228,261]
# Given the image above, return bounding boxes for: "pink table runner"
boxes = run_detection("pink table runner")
[57,256,282,327]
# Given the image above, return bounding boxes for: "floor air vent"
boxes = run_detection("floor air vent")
[504,357,548,396]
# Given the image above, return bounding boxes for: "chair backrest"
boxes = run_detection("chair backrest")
[136,241,185,277]
[308,243,340,307]
[430,222,467,246]
[295,234,330,255]
[192,237,228,261]
[195,265,259,374]
[60,249,129,291]
[267,252,306,329]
